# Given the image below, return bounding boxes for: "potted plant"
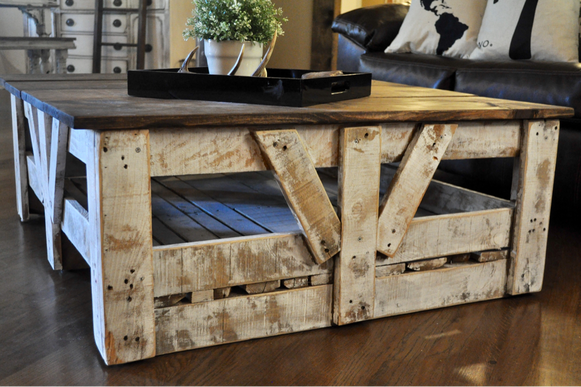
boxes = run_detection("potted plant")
[183,0,287,76]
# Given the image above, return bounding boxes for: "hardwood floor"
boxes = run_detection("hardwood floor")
[0,88,579,385]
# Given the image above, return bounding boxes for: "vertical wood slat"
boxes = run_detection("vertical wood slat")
[508,120,559,295]
[10,95,29,222]
[254,130,341,264]
[87,130,155,365]
[377,124,457,257]
[334,126,381,325]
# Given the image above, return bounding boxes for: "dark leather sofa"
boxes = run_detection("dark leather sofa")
[332,4,581,222]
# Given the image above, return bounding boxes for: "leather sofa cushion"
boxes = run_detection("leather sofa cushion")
[360,52,470,90]
[455,61,581,117]
[331,4,409,51]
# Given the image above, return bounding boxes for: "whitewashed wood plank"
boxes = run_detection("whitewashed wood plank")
[508,120,559,295]
[87,130,155,365]
[68,128,91,163]
[254,130,341,264]
[377,124,457,257]
[472,250,508,263]
[334,126,381,325]
[10,95,29,222]
[407,257,448,272]
[26,155,43,203]
[376,208,513,265]
[155,285,333,355]
[61,198,90,264]
[152,233,333,297]
[375,263,406,278]
[149,122,520,176]
[374,260,507,318]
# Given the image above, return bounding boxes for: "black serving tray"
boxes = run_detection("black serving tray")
[127,67,372,107]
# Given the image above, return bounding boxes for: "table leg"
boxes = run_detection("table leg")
[86,130,155,365]
[334,126,381,325]
[508,120,559,295]
[10,95,29,222]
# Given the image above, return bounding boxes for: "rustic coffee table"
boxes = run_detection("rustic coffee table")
[2,74,573,365]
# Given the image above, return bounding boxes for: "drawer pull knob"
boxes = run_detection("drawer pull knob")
[113,66,122,73]
[113,0,122,6]
[66,18,75,27]
[147,0,152,5]
[113,43,123,51]
[67,65,75,73]
[112,19,122,28]
[65,0,74,6]
[145,44,153,53]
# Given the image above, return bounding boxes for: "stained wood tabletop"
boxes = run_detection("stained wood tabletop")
[2,76,573,130]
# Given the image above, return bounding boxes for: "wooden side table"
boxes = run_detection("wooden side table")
[0,37,76,74]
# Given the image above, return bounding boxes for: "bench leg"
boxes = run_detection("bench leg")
[11,95,29,222]
[86,130,156,365]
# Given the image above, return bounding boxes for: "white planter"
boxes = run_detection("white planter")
[204,40,263,76]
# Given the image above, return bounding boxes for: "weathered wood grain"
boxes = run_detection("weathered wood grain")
[283,277,309,289]
[10,94,29,222]
[407,257,448,272]
[61,198,90,264]
[374,260,507,318]
[242,281,281,294]
[508,120,559,295]
[376,208,513,265]
[334,126,381,325]
[86,130,155,365]
[376,263,406,278]
[471,250,508,263]
[254,130,341,264]
[153,233,333,298]
[155,285,333,355]
[26,155,42,202]
[377,124,457,257]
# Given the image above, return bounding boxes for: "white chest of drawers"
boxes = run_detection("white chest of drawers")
[54,0,169,73]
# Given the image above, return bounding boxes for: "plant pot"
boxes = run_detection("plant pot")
[204,40,263,76]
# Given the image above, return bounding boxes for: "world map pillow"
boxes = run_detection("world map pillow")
[385,0,488,59]
[469,0,580,62]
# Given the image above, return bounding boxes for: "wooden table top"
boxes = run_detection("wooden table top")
[2,75,574,130]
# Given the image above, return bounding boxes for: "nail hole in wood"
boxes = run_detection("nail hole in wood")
[107,285,113,290]
[273,142,278,147]
[130,284,133,289]
[135,147,141,153]
[124,165,128,169]
[135,337,140,342]
[121,155,125,160]
[324,248,329,253]
[536,133,539,136]
[364,133,369,138]
[282,145,287,151]
[127,296,132,302]
[358,237,363,241]
[349,300,353,304]
[103,147,108,152]
[554,126,558,130]
[124,336,128,341]
[392,229,396,234]
[543,228,547,231]
[388,243,392,247]
[130,269,135,273]
[320,240,326,245]
[124,279,128,284]
[361,306,366,310]
[352,256,356,259]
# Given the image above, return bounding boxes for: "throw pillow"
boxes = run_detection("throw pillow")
[469,0,580,62]
[385,0,488,59]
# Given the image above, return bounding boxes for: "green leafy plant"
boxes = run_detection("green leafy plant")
[183,0,287,44]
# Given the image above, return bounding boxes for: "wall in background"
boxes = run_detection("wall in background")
[269,0,313,70]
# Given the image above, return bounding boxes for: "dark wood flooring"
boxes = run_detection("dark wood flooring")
[0,89,580,385]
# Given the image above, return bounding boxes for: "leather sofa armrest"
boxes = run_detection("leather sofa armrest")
[332,4,409,52]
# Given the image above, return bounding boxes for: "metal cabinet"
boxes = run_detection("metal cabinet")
[54,0,169,73]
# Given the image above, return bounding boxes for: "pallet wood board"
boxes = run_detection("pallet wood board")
[153,233,332,298]
[155,285,333,355]
[374,260,507,318]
